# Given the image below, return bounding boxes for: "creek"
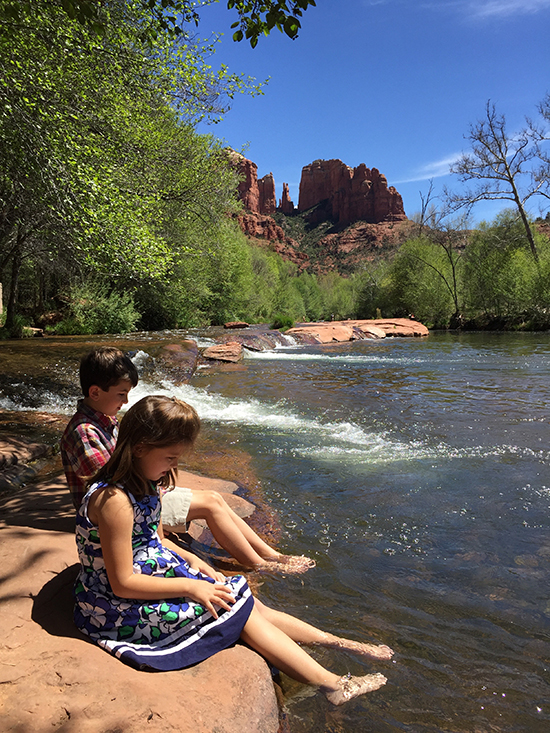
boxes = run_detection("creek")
[1,329,550,732]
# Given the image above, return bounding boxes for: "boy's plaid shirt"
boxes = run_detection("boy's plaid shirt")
[60,400,119,509]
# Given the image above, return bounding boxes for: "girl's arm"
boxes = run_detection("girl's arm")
[158,520,226,582]
[90,486,234,618]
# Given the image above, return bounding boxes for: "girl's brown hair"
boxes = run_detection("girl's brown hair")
[92,395,201,498]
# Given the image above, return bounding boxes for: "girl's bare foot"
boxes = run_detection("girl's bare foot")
[255,554,316,574]
[324,672,387,706]
[314,635,394,660]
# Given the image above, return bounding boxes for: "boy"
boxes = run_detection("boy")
[60,346,138,511]
[60,346,315,573]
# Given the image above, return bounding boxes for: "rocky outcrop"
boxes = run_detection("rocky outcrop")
[258,172,277,214]
[202,342,243,362]
[298,159,406,226]
[155,341,199,384]
[228,151,277,216]
[279,183,295,214]
[224,321,250,329]
[286,319,429,342]
[234,212,309,270]
[0,458,281,733]
[310,219,415,273]
[199,319,428,355]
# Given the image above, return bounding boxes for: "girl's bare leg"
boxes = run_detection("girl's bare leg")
[187,491,314,572]
[254,599,394,660]
[240,605,387,705]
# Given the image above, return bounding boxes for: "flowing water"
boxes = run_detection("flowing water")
[2,330,550,732]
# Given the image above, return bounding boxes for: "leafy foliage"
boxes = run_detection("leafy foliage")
[0,1,317,47]
[51,281,140,334]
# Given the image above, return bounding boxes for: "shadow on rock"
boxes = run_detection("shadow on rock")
[1,466,75,534]
[31,562,89,642]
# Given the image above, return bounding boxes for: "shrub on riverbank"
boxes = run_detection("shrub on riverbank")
[49,283,139,335]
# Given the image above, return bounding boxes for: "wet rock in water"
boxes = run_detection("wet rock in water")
[155,340,199,383]
[286,323,356,343]
[220,330,289,352]
[224,321,250,329]
[285,318,428,343]
[350,318,429,337]
[202,342,243,362]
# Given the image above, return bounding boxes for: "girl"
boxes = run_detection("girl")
[74,395,393,705]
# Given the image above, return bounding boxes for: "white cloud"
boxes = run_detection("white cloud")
[466,0,550,18]
[394,153,463,184]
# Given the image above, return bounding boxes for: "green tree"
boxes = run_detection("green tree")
[0,1,244,331]
[446,100,550,264]
[1,1,317,47]
[463,210,550,327]
[386,238,457,328]
[317,272,355,321]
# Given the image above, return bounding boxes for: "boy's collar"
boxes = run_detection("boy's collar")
[77,398,119,427]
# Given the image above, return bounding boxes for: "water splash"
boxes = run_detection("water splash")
[124,375,547,467]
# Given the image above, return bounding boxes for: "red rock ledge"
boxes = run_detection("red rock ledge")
[286,317,429,343]
[0,443,280,733]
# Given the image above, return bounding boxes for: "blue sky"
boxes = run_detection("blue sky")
[196,0,550,224]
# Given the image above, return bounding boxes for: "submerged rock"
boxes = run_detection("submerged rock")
[155,340,199,383]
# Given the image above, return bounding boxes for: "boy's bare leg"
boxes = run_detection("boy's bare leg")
[241,605,387,705]
[186,490,314,572]
[254,599,394,660]
[219,499,315,571]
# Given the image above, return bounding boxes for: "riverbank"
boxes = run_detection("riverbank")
[0,419,285,733]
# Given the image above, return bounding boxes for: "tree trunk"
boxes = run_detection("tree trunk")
[4,235,23,332]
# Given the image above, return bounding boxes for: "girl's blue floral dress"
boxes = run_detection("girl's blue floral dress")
[74,482,254,671]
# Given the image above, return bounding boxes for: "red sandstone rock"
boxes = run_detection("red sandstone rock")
[286,324,356,343]
[203,342,243,362]
[224,321,250,329]
[298,159,406,225]
[286,318,428,342]
[258,172,277,214]
[155,341,199,384]
[228,151,277,215]
[234,212,309,270]
[351,318,429,337]
[0,468,280,733]
[279,183,295,214]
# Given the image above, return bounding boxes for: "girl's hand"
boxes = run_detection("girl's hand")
[188,580,236,619]
[188,556,226,583]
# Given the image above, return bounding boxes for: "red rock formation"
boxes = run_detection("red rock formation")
[279,183,295,214]
[202,342,243,362]
[234,212,309,270]
[227,151,277,215]
[258,172,277,214]
[228,150,260,213]
[298,159,406,225]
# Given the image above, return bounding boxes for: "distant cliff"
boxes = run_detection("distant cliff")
[298,159,406,226]
[227,151,410,273]
[229,151,406,225]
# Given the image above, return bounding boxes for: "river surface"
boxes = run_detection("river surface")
[1,330,550,732]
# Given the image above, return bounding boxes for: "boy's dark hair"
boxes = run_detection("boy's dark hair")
[79,347,139,397]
